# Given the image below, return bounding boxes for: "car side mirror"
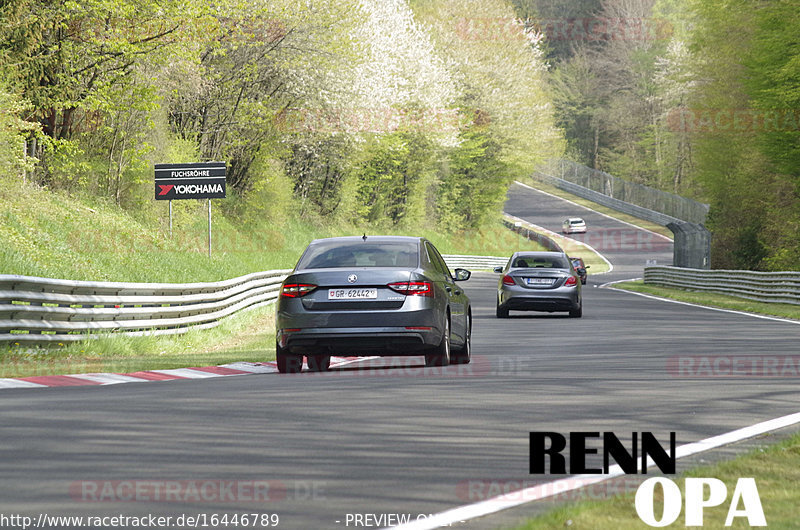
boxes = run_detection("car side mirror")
[493,266,503,273]
[454,268,471,281]
[585,265,591,269]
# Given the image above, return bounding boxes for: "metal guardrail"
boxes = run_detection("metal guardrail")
[644,266,800,305]
[500,218,562,252]
[443,255,508,270]
[1,255,511,343]
[0,270,292,343]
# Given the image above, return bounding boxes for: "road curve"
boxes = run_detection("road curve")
[504,182,673,281]
[0,184,798,529]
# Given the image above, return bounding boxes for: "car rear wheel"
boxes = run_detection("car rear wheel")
[425,317,450,367]
[496,304,509,318]
[450,314,471,365]
[569,301,583,318]
[276,342,303,374]
[307,355,331,372]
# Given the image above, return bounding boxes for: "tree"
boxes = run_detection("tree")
[0,84,39,180]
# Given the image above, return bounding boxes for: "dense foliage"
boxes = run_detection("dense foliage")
[3,0,799,271]
[516,0,800,270]
[0,0,559,238]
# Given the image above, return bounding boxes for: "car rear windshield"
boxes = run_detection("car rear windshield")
[513,256,569,269]
[570,219,585,225]
[297,241,419,269]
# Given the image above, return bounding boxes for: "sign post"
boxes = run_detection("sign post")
[154,162,226,257]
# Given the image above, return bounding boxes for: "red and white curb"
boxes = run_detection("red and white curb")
[0,357,370,390]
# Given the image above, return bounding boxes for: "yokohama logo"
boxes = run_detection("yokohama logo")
[159,183,224,196]
[176,184,223,195]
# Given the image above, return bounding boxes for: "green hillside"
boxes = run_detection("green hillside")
[0,180,540,284]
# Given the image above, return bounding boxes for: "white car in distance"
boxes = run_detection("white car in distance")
[562,217,587,234]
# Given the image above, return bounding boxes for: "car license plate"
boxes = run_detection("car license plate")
[525,278,555,285]
[328,288,378,300]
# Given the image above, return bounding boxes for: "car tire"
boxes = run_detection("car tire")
[581,278,587,285]
[306,355,331,372]
[496,305,509,318]
[569,301,583,318]
[450,314,471,365]
[276,343,303,374]
[425,316,451,367]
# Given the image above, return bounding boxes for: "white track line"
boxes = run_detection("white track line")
[513,180,673,241]
[223,357,379,374]
[600,279,800,325]
[70,373,153,385]
[504,213,614,275]
[151,368,220,379]
[0,378,48,389]
[389,411,800,530]
[0,356,384,391]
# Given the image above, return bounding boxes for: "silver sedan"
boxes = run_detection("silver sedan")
[276,236,472,373]
[494,251,582,318]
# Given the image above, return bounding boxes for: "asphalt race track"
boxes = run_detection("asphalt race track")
[1,184,799,529]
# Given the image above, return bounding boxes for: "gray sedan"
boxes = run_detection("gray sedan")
[494,251,582,318]
[276,236,472,373]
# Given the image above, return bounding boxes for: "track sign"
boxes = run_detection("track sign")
[155,162,226,200]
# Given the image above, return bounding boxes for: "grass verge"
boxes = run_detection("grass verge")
[1,180,543,282]
[613,280,800,321]
[518,177,675,240]
[1,304,276,378]
[513,431,800,529]
[1,181,547,377]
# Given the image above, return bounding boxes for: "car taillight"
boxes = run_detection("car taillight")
[564,276,578,287]
[502,275,516,286]
[388,281,433,297]
[281,283,317,297]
